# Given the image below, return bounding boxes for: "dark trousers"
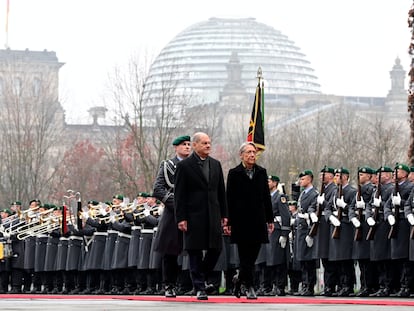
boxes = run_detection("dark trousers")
[358,259,378,291]
[300,260,316,290]
[322,258,338,290]
[288,268,302,292]
[187,248,221,291]
[162,254,179,288]
[339,259,355,289]
[237,242,261,288]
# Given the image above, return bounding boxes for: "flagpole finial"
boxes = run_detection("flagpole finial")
[256,66,262,80]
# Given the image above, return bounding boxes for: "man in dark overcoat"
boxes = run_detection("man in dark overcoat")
[174,132,228,300]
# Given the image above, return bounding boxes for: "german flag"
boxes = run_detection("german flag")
[247,80,265,153]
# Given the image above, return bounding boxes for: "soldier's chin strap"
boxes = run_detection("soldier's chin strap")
[163,160,175,189]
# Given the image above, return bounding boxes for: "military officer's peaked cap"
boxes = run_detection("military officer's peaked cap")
[172,135,191,146]
[268,175,280,182]
[299,170,313,178]
[395,163,410,173]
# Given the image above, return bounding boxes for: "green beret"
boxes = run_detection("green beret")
[2,208,12,215]
[411,167,414,173]
[299,170,313,178]
[378,166,393,173]
[43,203,50,209]
[112,194,123,201]
[29,199,41,205]
[395,163,410,174]
[288,200,297,206]
[137,192,150,198]
[11,201,21,206]
[268,175,280,182]
[55,205,63,211]
[320,166,335,174]
[88,200,100,206]
[172,135,191,146]
[335,167,350,175]
[359,166,374,174]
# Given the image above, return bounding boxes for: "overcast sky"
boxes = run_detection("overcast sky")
[2,0,411,123]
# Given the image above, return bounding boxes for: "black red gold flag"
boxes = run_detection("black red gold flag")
[247,79,265,153]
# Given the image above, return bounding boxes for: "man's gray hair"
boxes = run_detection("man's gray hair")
[239,141,257,155]
[192,132,208,143]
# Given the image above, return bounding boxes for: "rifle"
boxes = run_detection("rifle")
[354,168,363,241]
[366,168,382,240]
[388,165,399,239]
[308,166,326,237]
[332,169,343,239]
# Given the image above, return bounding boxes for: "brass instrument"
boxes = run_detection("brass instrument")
[5,208,55,236]
[16,214,63,240]
[133,205,159,219]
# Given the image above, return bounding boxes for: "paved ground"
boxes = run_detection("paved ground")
[0,298,413,311]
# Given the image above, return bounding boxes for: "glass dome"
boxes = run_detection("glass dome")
[143,17,321,106]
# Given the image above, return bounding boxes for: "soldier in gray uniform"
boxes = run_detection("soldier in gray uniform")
[310,166,338,296]
[404,172,414,296]
[384,163,414,297]
[152,135,191,298]
[263,175,291,296]
[327,168,357,297]
[349,166,377,297]
[294,170,318,296]
[366,166,394,297]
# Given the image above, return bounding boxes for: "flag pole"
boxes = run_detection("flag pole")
[5,0,9,48]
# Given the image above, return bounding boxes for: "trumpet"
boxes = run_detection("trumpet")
[5,208,55,235]
[133,205,159,219]
[16,215,63,240]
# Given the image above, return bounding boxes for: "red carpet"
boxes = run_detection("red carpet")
[0,294,413,306]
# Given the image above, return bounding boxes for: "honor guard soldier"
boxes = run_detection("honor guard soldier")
[293,170,318,296]
[384,163,414,297]
[327,168,356,297]
[286,201,301,295]
[349,166,377,297]
[404,168,414,296]
[262,175,291,296]
[366,166,394,297]
[311,166,338,296]
[152,135,191,298]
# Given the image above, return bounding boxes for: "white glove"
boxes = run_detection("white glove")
[143,209,151,217]
[373,196,381,208]
[298,212,309,220]
[329,215,341,227]
[82,211,89,220]
[317,193,325,205]
[99,207,107,217]
[310,212,318,223]
[351,217,361,228]
[407,213,414,226]
[288,231,293,240]
[367,217,376,226]
[356,199,365,209]
[336,197,346,208]
[109,215,116,223]
[279,236,287,248]
[305,235,313,247]
[392,193,401,206]
[387,215,396,226]
[290,218,295,226]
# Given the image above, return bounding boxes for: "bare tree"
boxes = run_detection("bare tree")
[0,60,64,206]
